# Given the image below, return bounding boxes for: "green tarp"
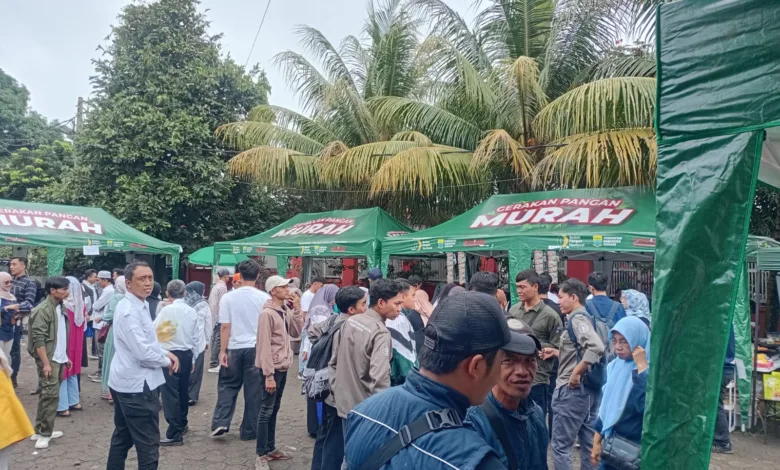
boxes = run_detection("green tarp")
[649,1,780,468]
[214,207,413,269]
[0,199,182,277]
[188,246,247,267]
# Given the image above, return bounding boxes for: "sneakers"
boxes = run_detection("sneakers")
[32,431,63,448]
[712,443,734,454]
[89,355,99,360]
[35,437,51,449]
[255,456,270,470]
[30,431,63,441]
[211,426,228,438]
[207,366,220,373]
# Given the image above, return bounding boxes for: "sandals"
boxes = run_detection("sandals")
[267,450,292,461]
[56,411,71,417]
[69,404,83,411]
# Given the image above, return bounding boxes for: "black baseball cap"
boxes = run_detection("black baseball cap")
[423,291,511,355]
[504,318,542,354]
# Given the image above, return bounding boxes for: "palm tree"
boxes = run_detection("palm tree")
[220,0,660,223]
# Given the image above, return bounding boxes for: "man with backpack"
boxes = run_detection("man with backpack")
[540,278,605,470]
[586,272,626,330]
[308,286,368,470]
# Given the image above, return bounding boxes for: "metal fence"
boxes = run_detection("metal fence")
[748,261,771,304]
[610,261,654,299]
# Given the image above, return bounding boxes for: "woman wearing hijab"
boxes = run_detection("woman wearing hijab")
[185,281,212,405]
[147,281,162,320]
[591,316,650,469]
[56,277,86,417]
[300,283,339,437]
[100,276,127,401]
[0,272,19,357]
[620,289,651,327]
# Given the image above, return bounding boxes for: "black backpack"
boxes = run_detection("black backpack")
[302,315,344,402]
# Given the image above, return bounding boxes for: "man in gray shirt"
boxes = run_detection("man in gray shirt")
[508,269,562,429]
[540,278,604,470]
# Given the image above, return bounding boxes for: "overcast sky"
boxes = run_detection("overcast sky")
[0,0,475,122]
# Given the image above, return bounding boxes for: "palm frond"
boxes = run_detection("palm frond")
[215,122,326,154]
[533,128,656,188]
[319,140,425,187]
[533,77,656,143]
[472,129,534,179]
[294,25,359,93]
[369,146,486,197]
[391,131,433,146]
[340,35,370,94]
[409,0,489,70]
[573,52,656,85]
[474,0,555,61]
[273,51,331,115]
[248,104,342,144]
[503,56,548,142]
[320,141,350,160]
[368,96,484,150]
[323,79,381,144]
[247,105,275,123]
[227,146,319,188]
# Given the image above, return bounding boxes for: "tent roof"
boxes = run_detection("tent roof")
[214,207,413,260]
[188,246,247,267]
[382,187,656,255]
[0,199,181,256]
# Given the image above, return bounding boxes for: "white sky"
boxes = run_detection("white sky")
[0,0,475,122]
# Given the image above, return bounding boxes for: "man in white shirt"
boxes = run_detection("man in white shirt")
[153,280,199,446]
[89,271,114,381]
[211,259,270,440]
[207,267,230,372]
[28,276,71,449]
[300,276,325,314]
[107,262,180,470]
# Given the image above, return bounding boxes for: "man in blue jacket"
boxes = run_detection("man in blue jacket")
[343,291,511,470]
[466,323,548,470]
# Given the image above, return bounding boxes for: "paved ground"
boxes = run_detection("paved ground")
[7,350,780,469]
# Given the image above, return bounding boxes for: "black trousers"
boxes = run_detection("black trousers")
[256,369,288,456]
[161,350,193,441]
[310,403,344,470]
[307,397,320,436]
[106,385,161,470]
[10,324,21,381]
[209,323,221,368]
[529,383,549,429]
[188,350,205,403]
[211,347,262,440]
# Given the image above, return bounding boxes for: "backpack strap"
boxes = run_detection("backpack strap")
[478,401,519,470]
[358,409,463,470]
[606,301,620,325]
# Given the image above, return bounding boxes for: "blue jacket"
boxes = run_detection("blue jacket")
[594,370,648,443]
[466,392,548,470]
[344,369,504,469]
[587,295,626,324]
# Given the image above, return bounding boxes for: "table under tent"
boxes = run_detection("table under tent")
[0,199,182,277]
[649,1,780,467]
[213,207,413,285]
[381,186,779,434]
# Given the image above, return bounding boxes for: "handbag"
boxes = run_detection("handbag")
[97,324,111,344]
[602,434,641,470]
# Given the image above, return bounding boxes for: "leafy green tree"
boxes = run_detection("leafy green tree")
[0,69,66,156]
[38,0,299,253]
[0,140,73,201]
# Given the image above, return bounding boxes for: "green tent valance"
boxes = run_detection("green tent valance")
[0,199,182,277]
[214,207,413,269]
[187,246,247,267]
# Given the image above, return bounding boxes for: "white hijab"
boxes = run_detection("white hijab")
[65,276,86,327]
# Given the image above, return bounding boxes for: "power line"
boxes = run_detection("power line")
[244,0,273,68]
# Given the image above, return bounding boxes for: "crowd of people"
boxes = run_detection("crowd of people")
[0,256,737,470]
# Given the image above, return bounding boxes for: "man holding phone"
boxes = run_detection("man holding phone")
[255,275,305,470]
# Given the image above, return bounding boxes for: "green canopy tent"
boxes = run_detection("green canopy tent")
[187,246,247,267]
[0,199,182,277]
[648,1,780,468]
[213,207,413,277]
[381,187,779,428]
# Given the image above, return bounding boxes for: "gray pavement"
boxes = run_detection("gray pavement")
[7,351,780,469]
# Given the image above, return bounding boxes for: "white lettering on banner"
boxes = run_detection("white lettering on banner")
[0,214,104,234]
[271,222,356,238]
[470,207,636,228]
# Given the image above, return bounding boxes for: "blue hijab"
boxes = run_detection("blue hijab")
[598,316,651,437]
[622,289,651,322]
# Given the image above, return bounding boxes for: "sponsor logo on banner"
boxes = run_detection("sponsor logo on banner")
[254,247,267,253]
[331,246,346,252]
[300,245,328,255]
[0,208,104,234]
[593,235,603,247]
[232,246,241,254]
[633,238,656,248]
[386,231,408,237]
[463,239,487,247]
[129,243,148,248]
[272,218,355,238]
[469,197,635,229]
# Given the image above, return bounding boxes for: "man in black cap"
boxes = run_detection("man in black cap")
[466,319,549,470]
[343,291,511,470]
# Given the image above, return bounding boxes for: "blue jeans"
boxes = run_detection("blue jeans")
[57,375,80,411]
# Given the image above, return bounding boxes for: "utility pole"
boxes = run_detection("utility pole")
[76,97,85,132]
